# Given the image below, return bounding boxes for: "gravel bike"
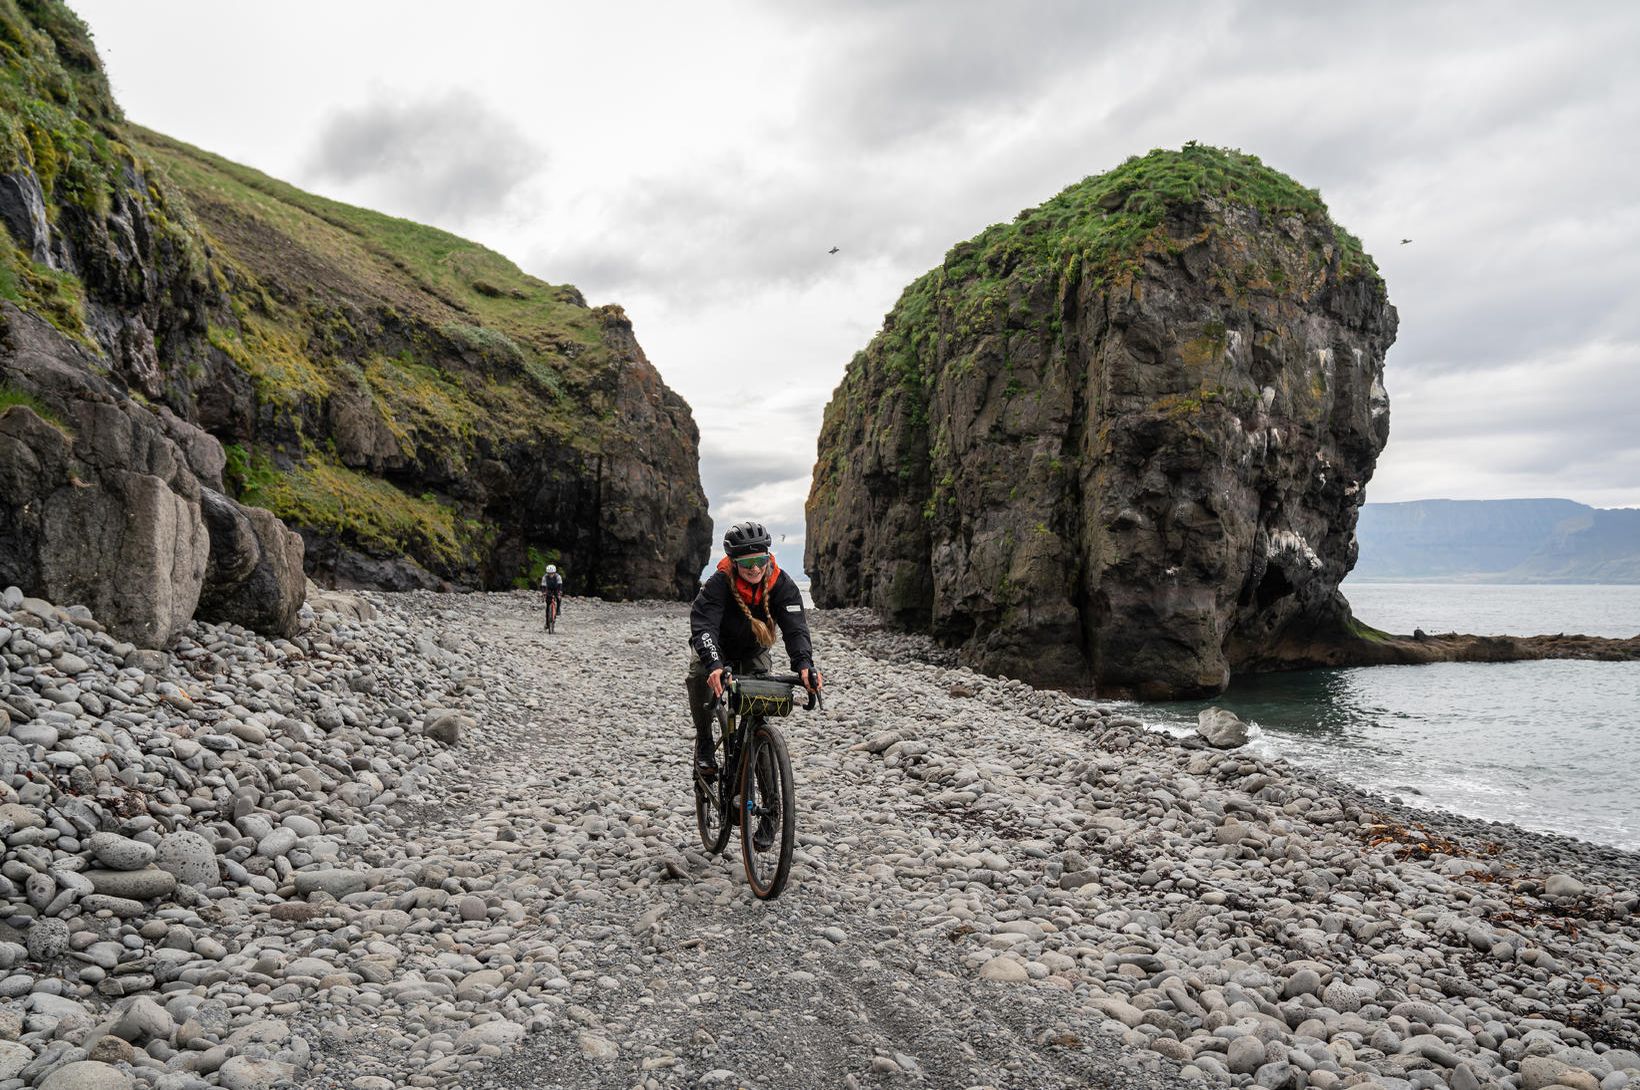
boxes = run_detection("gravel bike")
[693,671,821,899]
[543,595,559,633]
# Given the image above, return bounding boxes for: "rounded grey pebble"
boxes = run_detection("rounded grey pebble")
[26,916,69,960]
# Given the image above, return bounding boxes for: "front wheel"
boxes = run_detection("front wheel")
[546,598,559,633]
[739,721,795,899]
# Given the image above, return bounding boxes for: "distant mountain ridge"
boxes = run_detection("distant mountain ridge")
[1353,499,1640,583]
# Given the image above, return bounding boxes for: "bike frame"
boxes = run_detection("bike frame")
[708,672,818,827]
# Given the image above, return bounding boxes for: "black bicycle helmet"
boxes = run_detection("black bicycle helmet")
[723,520,772,557]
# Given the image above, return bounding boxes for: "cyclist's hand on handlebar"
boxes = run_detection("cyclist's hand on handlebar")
[707,667,730,697]
[800,667,823,692]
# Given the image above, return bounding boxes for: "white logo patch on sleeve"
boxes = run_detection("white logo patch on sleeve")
[786,604,802,612]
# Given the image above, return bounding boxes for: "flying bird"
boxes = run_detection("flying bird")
[828,246,840,255]
[1400,238,1413,245]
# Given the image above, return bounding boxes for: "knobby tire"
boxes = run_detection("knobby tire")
[739,720,796,899]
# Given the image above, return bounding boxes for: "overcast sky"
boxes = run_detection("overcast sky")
[76,1,1640,575]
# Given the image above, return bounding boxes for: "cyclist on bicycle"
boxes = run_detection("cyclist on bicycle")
[687,521,821,779]
[539,564,564,610]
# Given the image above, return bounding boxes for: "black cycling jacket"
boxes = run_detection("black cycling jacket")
[690,568,812,674]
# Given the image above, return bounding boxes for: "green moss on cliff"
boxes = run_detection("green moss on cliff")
[0,380,68,432]
[237,449,487,569]
[899,145,1378,342]
[208,314,333,410]
[512,544,562,589]
[0,242,84,340]
[0,0,124,217]
[363,353,479,445]
[1347,616,1393,644]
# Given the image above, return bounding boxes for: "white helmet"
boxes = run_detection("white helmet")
[545,565,557,574]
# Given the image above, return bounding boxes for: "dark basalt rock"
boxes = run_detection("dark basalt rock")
[0,171,51,265]
[196,489,305,635]
[297,528,446,593]
[808,148,1396,699]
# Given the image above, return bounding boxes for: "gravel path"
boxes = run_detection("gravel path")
[296,593,1177,1090]
[2,588,1637,1090]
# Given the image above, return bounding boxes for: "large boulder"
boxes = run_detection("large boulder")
[196,489,305,636]
[807,146,1397,698]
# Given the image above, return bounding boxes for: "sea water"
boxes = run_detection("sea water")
[1128,583,1640,851]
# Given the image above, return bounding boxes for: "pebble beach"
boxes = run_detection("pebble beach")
[0,587,1636,1090]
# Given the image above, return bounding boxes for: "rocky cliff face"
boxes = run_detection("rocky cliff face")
[1,304,305,645]
[807,146,1397,698]
[0,0,709,638]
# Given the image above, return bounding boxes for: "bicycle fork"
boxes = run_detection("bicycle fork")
[724,722,762,825]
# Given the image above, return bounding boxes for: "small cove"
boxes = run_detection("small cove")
[1124,583,1640,850]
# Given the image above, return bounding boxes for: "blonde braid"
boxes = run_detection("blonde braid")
[730,581,779,648]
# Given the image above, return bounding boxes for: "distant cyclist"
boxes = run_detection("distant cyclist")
[539,564,563,616]
[687,521,821,777]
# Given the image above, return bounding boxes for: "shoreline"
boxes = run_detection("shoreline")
[835,603,1640,869]
[1109,696,1639,858]
[844,603,1640,854]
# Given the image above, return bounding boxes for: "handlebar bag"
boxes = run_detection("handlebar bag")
[733,679,795,718]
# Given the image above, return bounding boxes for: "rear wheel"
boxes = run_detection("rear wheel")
[694,710,732,854]
[739,721,795,899]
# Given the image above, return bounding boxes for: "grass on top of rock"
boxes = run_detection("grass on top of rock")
[893,143,1380,349]
[130,126,616,454]
[0,241,87,342]
[129,126,606,370]
[807,145,1389,515]
[0,379,69,432]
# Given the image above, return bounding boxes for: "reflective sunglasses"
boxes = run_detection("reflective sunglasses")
[732,554,771,569]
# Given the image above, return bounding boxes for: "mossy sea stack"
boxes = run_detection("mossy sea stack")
[1,0,709,629]
[806,145,1397,699]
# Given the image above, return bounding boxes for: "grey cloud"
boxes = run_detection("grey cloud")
[1377,342,1638,504]
[1390,354,1635,441]
[540,147,1069,305]
[786,0,1184,150]
[700,447,814,503]
[542,172,915,301]
[303,90,544,225]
